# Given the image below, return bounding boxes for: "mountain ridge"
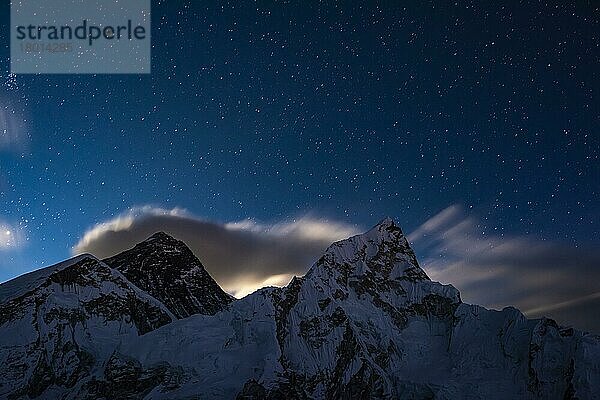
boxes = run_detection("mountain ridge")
[0,219,598,399]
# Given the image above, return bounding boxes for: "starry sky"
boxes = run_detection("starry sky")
[0,2,598,328]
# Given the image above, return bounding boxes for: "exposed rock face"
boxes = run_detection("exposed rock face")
[0,221,598,399]
[104,232,234,318]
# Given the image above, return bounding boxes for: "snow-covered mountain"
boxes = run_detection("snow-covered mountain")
[0,219,598,399]
[0,255,174,399]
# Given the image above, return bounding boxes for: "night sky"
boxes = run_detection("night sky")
[0,2,598,328]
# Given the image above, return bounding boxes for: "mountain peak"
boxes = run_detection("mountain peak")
[376,216,396,228]
[143,231,181,245]
[367,216,405,239]
[308,218,429,284]
[103,234,233,318]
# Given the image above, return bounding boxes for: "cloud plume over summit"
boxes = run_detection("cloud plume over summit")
[73,207,360,297]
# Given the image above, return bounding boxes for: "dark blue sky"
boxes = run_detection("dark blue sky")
[0,1,598,283]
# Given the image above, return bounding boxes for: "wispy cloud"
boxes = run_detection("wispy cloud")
[0,103,29,153]
[73,207,360,297]
[409,205,600,333]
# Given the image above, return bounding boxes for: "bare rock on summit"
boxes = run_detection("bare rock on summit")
[104,231,234,318]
